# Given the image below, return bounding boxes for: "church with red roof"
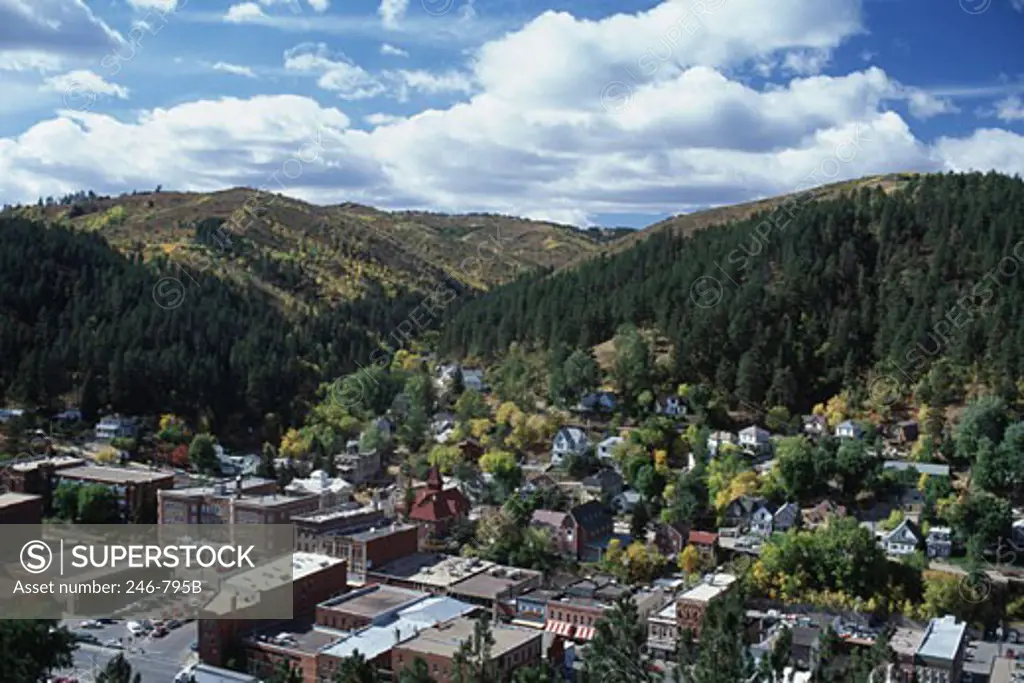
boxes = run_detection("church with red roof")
[407,466,471,542]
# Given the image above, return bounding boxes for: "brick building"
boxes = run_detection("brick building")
[55,465,175,522]
[316,585,426,632]
[0,492,43,524]
[392,616,542,683]
[198,552,348,669]
[675,573,737,638]
[314,523,419,582]
[159,477,316,525]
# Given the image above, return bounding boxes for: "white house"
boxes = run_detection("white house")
[551,426,590,466]
[750,503,775,536]
[926,526,953,559]
[883,519,921,555]
[286,469,353,509]
[597,436,624,462]
[802,415,827,438]
[94,414,138,440]
[706,431,737,457]
[0,408,25,423]
[835,420,865,440]
[739,425,772,453]
[462,369,486,393]
[614,490,642,514]
[655,394,687,417]
[575,392,617,414]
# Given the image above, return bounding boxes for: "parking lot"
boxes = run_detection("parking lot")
[56,618,198,682]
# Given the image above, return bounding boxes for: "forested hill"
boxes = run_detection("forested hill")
[6,188,603,312]
[440,172,1024,411]
[0,216,450,429]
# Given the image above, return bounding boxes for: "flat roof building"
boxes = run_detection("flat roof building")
[0,492,43,524]
[393,616,543,683]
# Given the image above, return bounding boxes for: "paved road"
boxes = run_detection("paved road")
[57,620,197,682]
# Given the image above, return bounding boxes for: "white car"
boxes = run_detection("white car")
[126,621,146,636]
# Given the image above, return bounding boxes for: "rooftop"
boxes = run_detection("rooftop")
[449,566,541,601]
[11,455,85,472]
[318,584,426,619]
[679,573,737,604]
[348,523,417,543]
[652,600,678,622]
[182,663,262,683]
[917,615,967,662]
[292,501,384,524]
[398,616,540,659]
[322,596,476,661]
[204,552,345,615]
[890,626,925,656]
[160,476,276,497]
[57,465,175,484]
[0,492,42,507]
[372,553,494,588]
[883,460,951,477]
[232,492,319,509]
[246,619,347,654]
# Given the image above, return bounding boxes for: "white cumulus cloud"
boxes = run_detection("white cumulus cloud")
[381,43,410,57]
[212,61,258,78]
[43,69,129,99]
[379,0,410,28]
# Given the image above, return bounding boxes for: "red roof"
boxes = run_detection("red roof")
[409,486,470,523]
[688,531,719,545]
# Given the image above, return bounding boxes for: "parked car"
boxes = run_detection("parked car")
[78,620,101,629]
[189,639,198,652]
[126,621,146,637]
[72,631,100,645]
[166,620,182,630]
[152,626,168,638]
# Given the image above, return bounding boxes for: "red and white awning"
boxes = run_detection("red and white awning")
[545,621,575,637]
[575,626,596,641]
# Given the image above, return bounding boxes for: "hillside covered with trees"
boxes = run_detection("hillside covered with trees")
[441,172,1024,412]
[0,215,455,430]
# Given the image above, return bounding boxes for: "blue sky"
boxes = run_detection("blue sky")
[0,0,1022,226]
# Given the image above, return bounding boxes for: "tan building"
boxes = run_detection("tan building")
[393,616,542,683]
[675,573,737,638]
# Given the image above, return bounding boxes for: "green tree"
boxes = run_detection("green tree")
[333,650,377,683]
[562,348,601,403]
[454,390,489,422]
[582,594,658,683]
[452,613,496,683]
[612,325,652,412]
[398,657,436,683]
[188,433,220,475]
[257,441,277,480]
[0,620,76,683]
[96,653,142,683]
[266,661,303,683]
[954,395,1008,463]
[52,480,81,520]
[775,436,817,500]
[428,445,462,474]
[77,483,121,523]
[692,592,753,683]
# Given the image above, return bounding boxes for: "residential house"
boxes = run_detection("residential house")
[582,469,624,500]
[883,461,950,505]
[613,490,641,514]
[531,510,577,558]
[687,531,719,562]
[0,408,25,423]
[706,431,737,457]
[773,502,801,532]
[431,413,457,445]
[461,369,486,393]
[926,526,953,559]
[521,473,560,496]
[739,425,772,454]
[551,426,589,467]
[94,414,139,440]
[750,503,775,536]
[569,501,613,562]
[370,417,394,441]
[834,420,865,440]
[802,415,827,438]
[723,495,771,533]
[802,500,847,529]
[883,518,922,556]
[896,420,919,444]
[654,522,690,556]
[596,436,624,463]
[285,470,354,509]
[338,440,381,485]
[574,391,617,414]
[407,467,471,543]
[53,409,83,422]
[1014,518,1024,549]
[654,394,687,418]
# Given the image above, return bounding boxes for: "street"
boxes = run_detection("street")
[57,620,197,682]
